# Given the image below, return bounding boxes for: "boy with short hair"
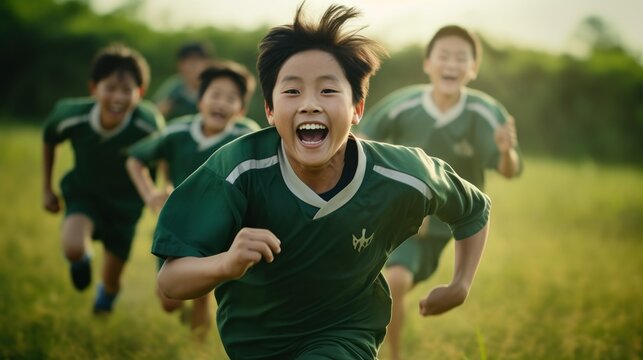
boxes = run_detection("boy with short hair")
[358,25,522,360]
[126,61,259,337]
[42,44,164,314]
[153,5,490,359]
[154,42,214,120]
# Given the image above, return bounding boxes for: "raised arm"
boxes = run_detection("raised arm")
[495,116,521,178]
[157,227,281,299]
[42,142,60,213]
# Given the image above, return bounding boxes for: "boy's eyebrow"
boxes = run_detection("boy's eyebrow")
[437,48,469,54]
[318,74,340,82]
[279,75,302,83]
[279,74,341,83]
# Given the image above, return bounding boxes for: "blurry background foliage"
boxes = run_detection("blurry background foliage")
[1,0,642,164]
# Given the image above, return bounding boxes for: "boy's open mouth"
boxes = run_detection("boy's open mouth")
[441,75,458,81]
[109,104,126,113]
[209,111,226,120]
[297,123,328,145]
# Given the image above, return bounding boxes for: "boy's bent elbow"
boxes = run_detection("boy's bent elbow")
[157,276,189,300]
[157,256,213,300]
[157,264,184,300]
[156,270,171,298]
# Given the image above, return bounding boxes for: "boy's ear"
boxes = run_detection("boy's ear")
[352,99,365,125]
[469,71,478,81]
[468,56,480,81]
[137,87,145,98]
[264,101,275,126]
[88,81,97,95]
[422,58,431,76]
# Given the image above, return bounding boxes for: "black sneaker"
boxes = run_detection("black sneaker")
[70,255,91,291]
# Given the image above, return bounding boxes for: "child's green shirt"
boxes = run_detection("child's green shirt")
[128,114,259,186]
[153,127,490,359]
[359,85,522,190]
[43,97,165,201]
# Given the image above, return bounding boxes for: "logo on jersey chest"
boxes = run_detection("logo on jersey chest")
[352,228,374,252]
[453,139,474,157]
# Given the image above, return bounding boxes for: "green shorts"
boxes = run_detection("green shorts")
[386,218,453,284]
[293,328,385,360]
[61,175,144,261]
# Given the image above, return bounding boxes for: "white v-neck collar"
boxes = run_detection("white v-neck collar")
[421,85,467,128]
[278,136,366,220]
[189,115,235,151]
[89,103,133,139]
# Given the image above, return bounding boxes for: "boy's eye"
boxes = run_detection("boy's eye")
[283,89,299,94]
[321,89,338,94]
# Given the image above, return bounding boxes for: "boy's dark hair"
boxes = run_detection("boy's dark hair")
[177,42,215,60]
[91,43,150,91]
[425,25,482,64]
[257,3,387,110]
[198,61,256,108]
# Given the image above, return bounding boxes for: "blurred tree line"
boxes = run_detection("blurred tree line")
[2,0,642,164]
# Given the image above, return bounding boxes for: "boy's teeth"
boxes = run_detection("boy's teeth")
[298,123,327,130]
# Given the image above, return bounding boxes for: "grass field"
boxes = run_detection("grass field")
[1,122,641,359]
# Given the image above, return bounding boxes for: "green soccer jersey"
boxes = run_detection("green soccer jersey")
[153,127,490,359]
[43,97,165,202]
[128,114,260,186]
[153,74,199,120]
[359,85,522,190]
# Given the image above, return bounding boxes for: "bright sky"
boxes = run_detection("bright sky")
[92,0,643,56]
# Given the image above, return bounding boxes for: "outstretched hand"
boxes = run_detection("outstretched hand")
[221,228,281,280]
[43,190,61,213]
[419,283,468,316]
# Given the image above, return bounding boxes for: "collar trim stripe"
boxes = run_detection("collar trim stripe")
[278,137,367,220]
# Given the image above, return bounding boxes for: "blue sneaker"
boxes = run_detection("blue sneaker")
[70,254,91,291]
[93,283,118,315]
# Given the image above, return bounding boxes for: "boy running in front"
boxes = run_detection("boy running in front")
[153,5,490,359]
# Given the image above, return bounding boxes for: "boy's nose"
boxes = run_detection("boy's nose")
[299,105,321,114]
[115,91,131,102]
[298,95,322,114]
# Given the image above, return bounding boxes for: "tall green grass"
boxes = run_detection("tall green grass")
[1,122,641,359]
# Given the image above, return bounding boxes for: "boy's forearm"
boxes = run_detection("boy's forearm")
[451,223,488,290]
[158,254,232,300]
[125,157,157,201]
[157,160,174,190]
[497,149,520,178]
[418,223,488,316]
[42,143,56,192]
